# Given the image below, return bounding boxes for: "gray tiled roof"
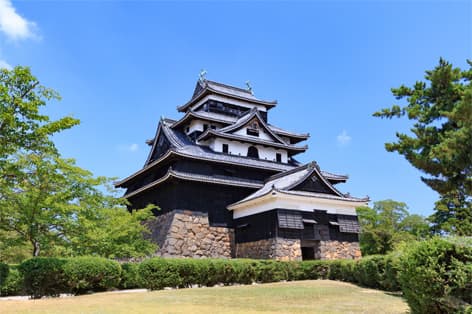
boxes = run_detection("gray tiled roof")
[178,79,277,112]
[161,119,299,170]
[229,162,367,207]
[124,168,263,198]
[206,80,258,100]
[268,124,309,138]
[117,119,345,187]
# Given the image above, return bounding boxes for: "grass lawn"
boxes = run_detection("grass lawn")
[0,280,409,314]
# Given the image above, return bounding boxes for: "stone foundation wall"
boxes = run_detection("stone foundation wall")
[147,210,234,258]
[236,238,302,261]
[314,240,361,260]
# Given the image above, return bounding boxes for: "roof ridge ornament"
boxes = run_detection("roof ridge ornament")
[245,80,254,95]
[199,69,207,83]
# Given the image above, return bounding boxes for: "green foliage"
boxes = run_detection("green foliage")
[119,263,143,289]
[328,260,355,282]
[0,231,31,263]
[381,253,401,292]
[398,237,472,313]
[19,257,67,299]
[297,260,331,280]
[139,258,182,290]
[63,257,121,294]
[357,199,430,255]
[255,260,289,283]
[353,256,384,289]
[0,66,79,161]
[0,66,156,261]
[0,153,156,259]
[0,266,24,296]
[374,59,472,235]
[0,262,8,286]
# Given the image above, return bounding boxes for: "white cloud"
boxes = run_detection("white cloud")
[0,0,37,40]
[0,59,11,69]
[118,143,139,152]
[336,130,352,146]
[128,143,139,152]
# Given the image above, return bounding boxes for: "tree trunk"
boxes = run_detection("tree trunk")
[32,241,40,257]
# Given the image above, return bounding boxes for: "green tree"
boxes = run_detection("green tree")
[0,66,78,160]
[0,152,156,258]
[0,66,157,260]
[356,200,430,255]
[374,59,472,235]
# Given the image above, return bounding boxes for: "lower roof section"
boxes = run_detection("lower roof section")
[228,188,368,219]
[124,168,263,199]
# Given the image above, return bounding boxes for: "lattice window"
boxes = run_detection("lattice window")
[337,215,360,233]
[277,210,304,229]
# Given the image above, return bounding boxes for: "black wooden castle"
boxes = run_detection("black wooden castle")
[115,77,368,260]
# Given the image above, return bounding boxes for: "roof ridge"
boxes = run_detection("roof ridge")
[205,80,252,94]
[264,162,314,183]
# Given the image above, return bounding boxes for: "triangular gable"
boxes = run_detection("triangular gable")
[287,164,344,197]
[144,122,174,166]
[219,109,287,145]
[192,80,206,99]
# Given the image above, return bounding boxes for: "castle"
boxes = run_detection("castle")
[115,77,368,260]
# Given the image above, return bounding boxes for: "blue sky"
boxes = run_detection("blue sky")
[1,1,470,217]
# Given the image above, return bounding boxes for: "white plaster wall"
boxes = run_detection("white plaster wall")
[188,120,223,134]
[190,94,267,112]
[201,138,288,163]
[231,194,364,219]
[234,126,273,141]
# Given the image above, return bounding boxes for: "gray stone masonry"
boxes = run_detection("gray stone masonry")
[235,238,302,261]
[147,210,234,258]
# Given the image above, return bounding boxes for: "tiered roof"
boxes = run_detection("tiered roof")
[177,79,277,112]
[228,162,369,210]
[116,78,350,201]
[197,108,307,154]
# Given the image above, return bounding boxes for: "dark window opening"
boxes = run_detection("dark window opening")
[246,120,260,136]
[247,146,259,158]
[222,144,229,154]
[276,153,282,162]
[210,125,217,130]
[203,124,208,131]
[302,247,315,260]
[247,128,259,136]
[185,127,190,133]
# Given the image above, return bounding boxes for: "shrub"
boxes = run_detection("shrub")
[398,237,472,314]
[0,262,8,286]
[0,266,24,296]
[139,258,182,290]
[381,253,401,291]
[19,257,67,299]
[63,257,121,294]
[353,255,384,289]
[119,263,142,289]
[255,260,289,283]
[298,261,330,280]
[328,260,356,282]
[232,259,257,284]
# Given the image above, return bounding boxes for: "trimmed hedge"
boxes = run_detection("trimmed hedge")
[119,262,142,289]
[0,266,24,296]
[10,236,469,314]
[19,257,122,298]
[63,257,121,294]
[19,257,67,299]
[398,237,472,314]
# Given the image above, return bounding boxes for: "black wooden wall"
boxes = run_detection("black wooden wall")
[234,209,359,244]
